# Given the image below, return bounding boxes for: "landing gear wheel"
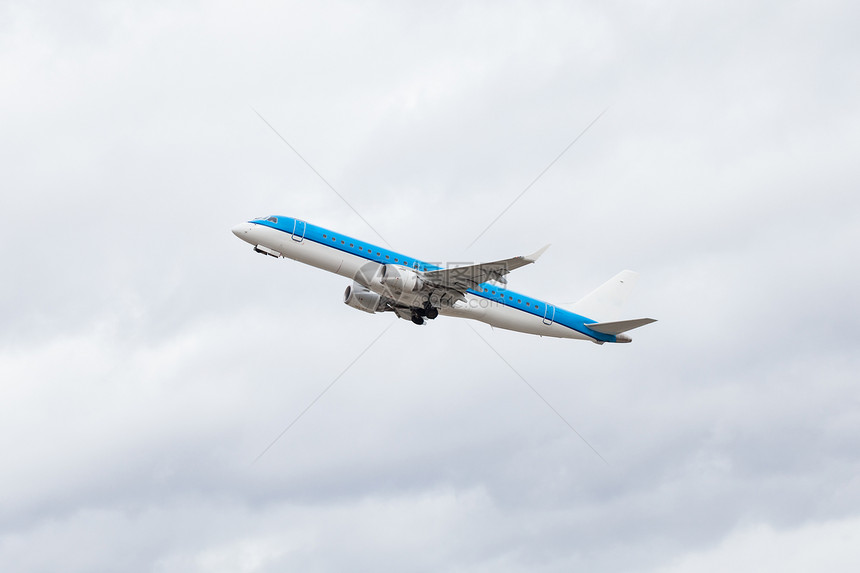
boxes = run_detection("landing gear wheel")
[423,301,439,320]
[411,312,425,325]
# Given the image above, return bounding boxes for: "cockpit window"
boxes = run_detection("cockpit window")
[266,216,278,223]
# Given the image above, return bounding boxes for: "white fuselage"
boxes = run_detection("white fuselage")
[232,221,599,342]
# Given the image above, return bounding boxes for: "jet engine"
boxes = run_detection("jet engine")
[344,283,386,313]
[378,264,424,295]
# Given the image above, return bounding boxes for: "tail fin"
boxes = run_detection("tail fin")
[569,270,640,322]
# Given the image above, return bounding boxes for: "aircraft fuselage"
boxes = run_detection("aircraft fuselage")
[232,216,650,343]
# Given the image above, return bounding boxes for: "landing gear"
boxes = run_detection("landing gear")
[408,301,438,325]
[423,301,439,320]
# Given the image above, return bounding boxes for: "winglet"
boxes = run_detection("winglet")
[525,244,551,263]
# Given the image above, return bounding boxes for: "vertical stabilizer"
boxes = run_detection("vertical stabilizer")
[569,270,639,322]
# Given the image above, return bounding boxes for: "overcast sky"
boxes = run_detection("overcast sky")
[2,1,859,571]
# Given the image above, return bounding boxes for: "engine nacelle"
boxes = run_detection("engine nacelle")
[378,264,424,295]
[344,283,385,314]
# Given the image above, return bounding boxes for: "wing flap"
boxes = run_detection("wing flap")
[422,244,550,292]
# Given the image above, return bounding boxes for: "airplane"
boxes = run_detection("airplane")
[232,216,656,344]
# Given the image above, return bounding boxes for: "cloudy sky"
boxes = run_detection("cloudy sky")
[2,1,859,571]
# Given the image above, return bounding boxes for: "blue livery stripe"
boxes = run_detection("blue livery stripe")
[250,216,614,342]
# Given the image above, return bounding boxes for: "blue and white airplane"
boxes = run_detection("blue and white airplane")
[232,216,656,344]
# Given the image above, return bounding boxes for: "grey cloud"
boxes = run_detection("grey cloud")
[2,1,860,572]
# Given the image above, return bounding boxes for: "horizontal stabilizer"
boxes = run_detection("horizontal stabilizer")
[585,318,657,335]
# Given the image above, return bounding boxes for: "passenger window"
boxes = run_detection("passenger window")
[517,299,521,303]
[385,255,389,259]
[323,234,327,238]
[350,243,354,247]
[341,240,345,244]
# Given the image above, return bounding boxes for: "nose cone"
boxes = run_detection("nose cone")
[232,222,252,241]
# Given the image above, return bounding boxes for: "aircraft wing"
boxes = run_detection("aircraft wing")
[422,245,550,294]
